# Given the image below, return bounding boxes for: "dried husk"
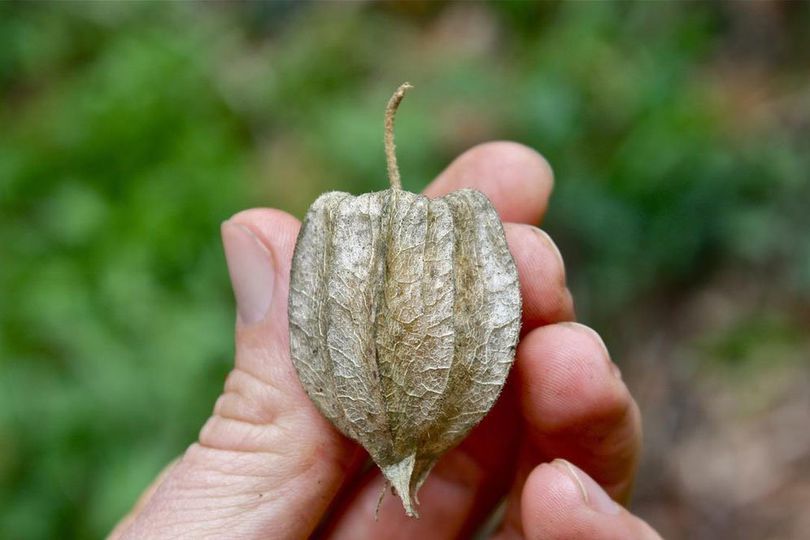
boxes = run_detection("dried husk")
[288,84,521,517]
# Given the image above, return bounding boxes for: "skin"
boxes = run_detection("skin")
[111,142,663,539]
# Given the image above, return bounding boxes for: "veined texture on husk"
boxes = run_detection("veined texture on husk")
[288,186,521,517]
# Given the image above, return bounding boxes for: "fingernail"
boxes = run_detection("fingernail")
[222,221,275,325]
[550,459,620,515]
[560,322,621,379]
[533,227,565,272]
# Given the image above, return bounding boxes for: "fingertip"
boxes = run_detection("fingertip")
[504,223,574,328]
[516,323,641,500]
[521,462,584,535]
[517,323,628,434]
[521,462,662,540]
[226,208,302,270]
[424,141,554,224]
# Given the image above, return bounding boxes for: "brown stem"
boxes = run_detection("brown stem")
[385,82,413,190]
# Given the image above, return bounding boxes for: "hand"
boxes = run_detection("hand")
[111,142,661,539]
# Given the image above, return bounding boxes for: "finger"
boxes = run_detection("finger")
[501,460,661,540]
[516,322,641,502]
[504,223,574,329]
[116,209,360,540]
[423,141,554,225]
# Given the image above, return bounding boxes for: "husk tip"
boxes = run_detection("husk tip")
[381,454,419,518]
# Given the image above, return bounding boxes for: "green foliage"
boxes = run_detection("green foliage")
[0,4,248,537]
[0,2,808,538]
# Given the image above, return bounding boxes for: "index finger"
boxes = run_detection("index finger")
[422,141,554,225]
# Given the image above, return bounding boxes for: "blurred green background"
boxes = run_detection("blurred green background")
[1,2,809,538]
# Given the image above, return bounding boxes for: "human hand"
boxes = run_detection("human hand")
[111,142,661,539]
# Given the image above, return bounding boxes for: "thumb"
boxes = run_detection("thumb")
[114,209,359,540]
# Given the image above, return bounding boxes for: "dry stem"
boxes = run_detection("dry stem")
[385,82,413,190]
